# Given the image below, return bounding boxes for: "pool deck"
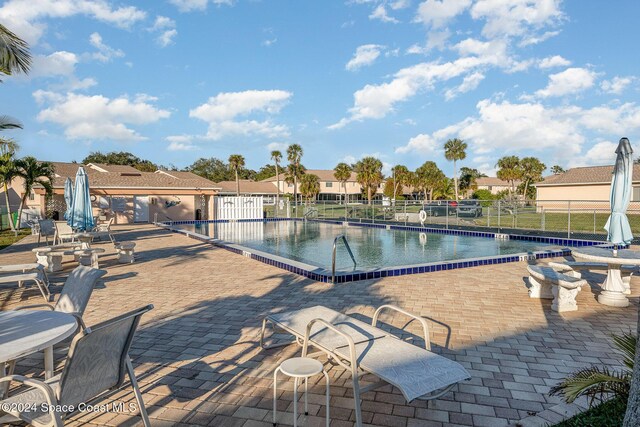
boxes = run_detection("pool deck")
[0,224,637,427]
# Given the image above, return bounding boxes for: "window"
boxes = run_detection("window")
[487,186,493,191]
[28,192,35,201]
[325,182,333,188]
[633,186,640,201]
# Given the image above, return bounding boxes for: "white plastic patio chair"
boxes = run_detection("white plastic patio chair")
[37,219,56,246]
[93,217,114,243]
[0,305,154,427]
[54,221,75,245]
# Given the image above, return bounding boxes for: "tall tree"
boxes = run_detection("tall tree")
[14,157,54,229]
[459,167,487,195]
[0,24,32,79]
[286,144,304,209]
[444,138,467,201]
[415,161,445,202]
[254,164,277,181]
[496,156,522,197]
[551,165,566,174]
[354,156,383,205]
[82,151,158,172]
[186,157,232,182]
[0,116,21,231]
[433,177,455,200]
[299,174,320,201]
[228,154,245,196]
[520,157,546,201]
[391,165,411,200]
[333,162,352,205]
[271,150,283,207]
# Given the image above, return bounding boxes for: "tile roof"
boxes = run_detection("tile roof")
[536,164,639,186]
[261,169,358,182]
[216,180,278,194]
[46,162,219,190]
[476,177,520,186]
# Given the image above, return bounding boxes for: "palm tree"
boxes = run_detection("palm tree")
[0,116,22,231]
[0,24,32,79]
[14,157,55,230]
[333,162,352,205]
[299,174,320,201]
[270,150,282,207]
[228,154,245,196]
[496,156,522,197]
[444,138,467,201]
[391,165,411,200]
[519,157,546,201]
[354,156,383,205]
[286,144,303,210]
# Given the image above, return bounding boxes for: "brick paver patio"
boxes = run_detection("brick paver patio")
[1,224,637,427]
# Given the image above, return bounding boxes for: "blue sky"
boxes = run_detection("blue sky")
[1,0,639,177]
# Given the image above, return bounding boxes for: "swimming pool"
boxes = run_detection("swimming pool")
[163,219,603,282]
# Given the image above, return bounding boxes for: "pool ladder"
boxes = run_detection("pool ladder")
[332,234,357,283]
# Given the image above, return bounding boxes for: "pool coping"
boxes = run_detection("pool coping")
[157,218,614,283]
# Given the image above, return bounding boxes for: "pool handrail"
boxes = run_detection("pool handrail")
[332,234,357,283]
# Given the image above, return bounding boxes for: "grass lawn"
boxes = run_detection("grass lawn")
[553,398,626,427]
[0,228,31,251]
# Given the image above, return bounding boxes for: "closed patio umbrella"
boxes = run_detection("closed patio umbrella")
[68,167,94,232]
[63,177,73,221]
[604,137,634,251]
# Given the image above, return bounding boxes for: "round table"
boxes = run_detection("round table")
[74,232,98,249]
[0,310,78,391]
[571,246,640,307]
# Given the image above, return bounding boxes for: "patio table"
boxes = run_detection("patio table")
[0,310,77,397]
[74,232,98,248]
[571,246,640,307]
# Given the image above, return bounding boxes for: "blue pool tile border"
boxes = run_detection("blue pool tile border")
[157,218,615,283]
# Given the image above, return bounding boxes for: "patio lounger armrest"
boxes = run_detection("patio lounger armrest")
[0,375,58,406]
[15,304,55,311]
[372,304,431,350]
[303,318,359,370]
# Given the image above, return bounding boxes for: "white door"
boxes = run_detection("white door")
[134,196,150,223]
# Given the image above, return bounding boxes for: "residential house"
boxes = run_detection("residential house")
[6,162,219,225]
[475,177,520,195]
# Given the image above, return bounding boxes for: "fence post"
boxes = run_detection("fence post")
[487,205,490,227]
[542,208,545,231]
[593,209,596,234]
[514,203,517,228]
[446,202,449,229]
[497,200,501,229]
[404,200,407,226]
[567,201,571,238]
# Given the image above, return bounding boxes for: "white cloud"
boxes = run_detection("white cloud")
[346,44,385,71]
[470,0,564,40]
[0,0,146,45]
[538,55,571,69]
[331,39,510,128]
[167,141,197,151]
[266,142,288,152]
[534,67,598,98]
[600,76,633,95]
[519,30,560,47]
[369,5,399,23]
[574,141,618,166]
[170,0,234,13]
[149,16,177,47]
[444,71,485,100]
[30,51,78,78]
[34,91,170,141]
[189,90,292,140]
[167,134,194,143]
[390,0,411,9]
[395,133,440,154]
[414,0,471,29]
[88,32,124,62]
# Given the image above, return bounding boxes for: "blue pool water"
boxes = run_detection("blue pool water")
[174,221,563,271]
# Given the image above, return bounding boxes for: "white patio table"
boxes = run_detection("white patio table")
[0,310,77,398]
[571,246,640,307]
[73,232,98,249]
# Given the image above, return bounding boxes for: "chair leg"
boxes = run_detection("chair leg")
[351,371,362,427]
[126,356,151,427]
[36,279,51,302]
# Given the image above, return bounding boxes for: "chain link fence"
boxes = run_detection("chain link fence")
[265,199,640,242]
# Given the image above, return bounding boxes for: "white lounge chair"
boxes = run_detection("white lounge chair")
[261,305,470,427]
[0,263,50,301]
[0,305,153,427]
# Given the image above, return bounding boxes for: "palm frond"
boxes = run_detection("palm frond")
[0,115,23,130]
[612,331,636,371]
[549,366,630,404]
[0,24,32,78]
